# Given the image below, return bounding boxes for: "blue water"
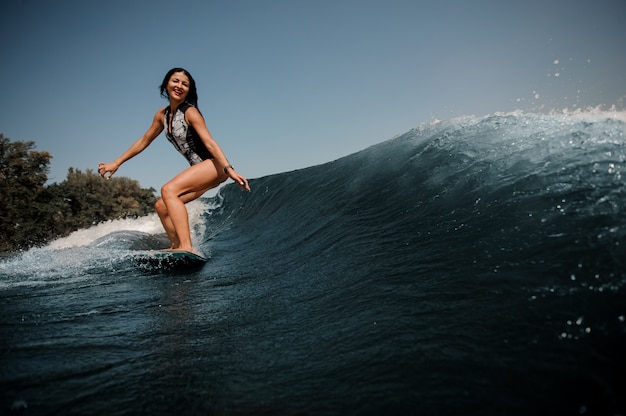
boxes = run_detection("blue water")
[1,111,625,415]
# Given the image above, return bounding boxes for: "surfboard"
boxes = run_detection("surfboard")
[133,250,208,269]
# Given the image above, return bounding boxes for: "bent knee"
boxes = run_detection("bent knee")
[160,182,178,199]
[155,198,166,214]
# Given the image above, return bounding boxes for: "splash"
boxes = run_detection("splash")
[0,199,219,289]
[47,199,211,250]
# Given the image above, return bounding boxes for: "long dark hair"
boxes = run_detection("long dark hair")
[159,67,199,108]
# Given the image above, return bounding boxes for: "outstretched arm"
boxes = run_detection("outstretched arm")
[98,109,165,179]
[186,107,251,191]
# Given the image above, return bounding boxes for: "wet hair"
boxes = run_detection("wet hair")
[159,67,199,108]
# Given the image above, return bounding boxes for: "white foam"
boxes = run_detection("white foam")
[48,199,212,250]
[47,214,163,250]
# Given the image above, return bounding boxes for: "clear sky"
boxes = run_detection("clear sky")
[1,0,625,193]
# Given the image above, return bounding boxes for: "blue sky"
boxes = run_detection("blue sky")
[1,0,625,193]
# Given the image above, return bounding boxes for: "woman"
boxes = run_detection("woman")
[98,67,250,255]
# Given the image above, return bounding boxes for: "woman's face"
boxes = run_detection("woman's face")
[167,71,190,102]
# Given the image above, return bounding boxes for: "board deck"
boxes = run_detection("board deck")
[133,250,208,269]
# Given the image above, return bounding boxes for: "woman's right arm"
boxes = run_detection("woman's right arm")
[98,108,165,179]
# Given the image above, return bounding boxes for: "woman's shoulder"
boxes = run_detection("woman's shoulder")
[184,104,203,120]
[182,103,202,118]
[154,106,168,117]
[179,101,198,113]
[151,106,168,124]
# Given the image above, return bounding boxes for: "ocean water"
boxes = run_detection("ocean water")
[1,111,625,415]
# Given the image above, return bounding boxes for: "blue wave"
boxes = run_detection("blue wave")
[181,110,626,414]
[211,111,626,286]
[2,111,625,415]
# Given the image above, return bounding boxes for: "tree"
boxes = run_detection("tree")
[0,135,52,250]
[0,134,158,252]
[47,168,157,234]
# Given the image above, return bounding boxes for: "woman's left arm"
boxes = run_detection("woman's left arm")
[186,107,250,191]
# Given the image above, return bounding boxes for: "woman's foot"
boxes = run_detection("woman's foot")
[165,245,204,257]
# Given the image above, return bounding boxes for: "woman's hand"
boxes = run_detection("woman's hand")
[97,162,119,180]
[228,169,251,191]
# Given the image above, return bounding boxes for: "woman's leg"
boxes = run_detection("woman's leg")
[155,160,227,251]
[155,189,206,249]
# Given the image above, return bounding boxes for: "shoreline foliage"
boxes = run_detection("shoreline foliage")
[0,134,157,252]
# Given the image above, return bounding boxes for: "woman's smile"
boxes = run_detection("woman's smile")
[168,73,190,101]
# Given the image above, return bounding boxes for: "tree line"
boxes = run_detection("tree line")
[0,134,157,252]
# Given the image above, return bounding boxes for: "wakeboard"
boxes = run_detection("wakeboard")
[133,250,208,269]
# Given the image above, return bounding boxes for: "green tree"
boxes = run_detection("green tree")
[47,168,157,233]
[0,135,52,250]
[0,134,158,252]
